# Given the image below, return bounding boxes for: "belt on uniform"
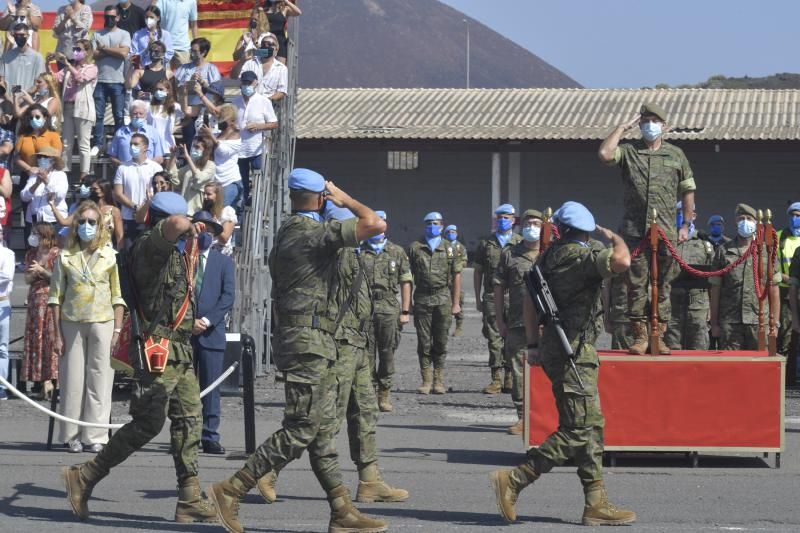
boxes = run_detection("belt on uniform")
[147,324,191,345]
[280,314,338,334]
[416,285,448,294]
[371,289,396,300]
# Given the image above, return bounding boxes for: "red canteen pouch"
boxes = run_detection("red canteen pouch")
[144,337,170,374]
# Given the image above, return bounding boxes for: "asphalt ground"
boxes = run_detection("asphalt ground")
[1,268,799,532]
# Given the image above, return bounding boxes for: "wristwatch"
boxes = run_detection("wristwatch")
[401,310,410,315]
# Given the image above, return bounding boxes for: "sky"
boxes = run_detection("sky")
[439,0,800,88]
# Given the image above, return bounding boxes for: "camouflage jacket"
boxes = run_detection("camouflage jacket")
[494,241,539,329]
[360,240,412,315]
[449,239,468,272]
[407,237,461,307]
[474,232,522,296]
[327,248,373,349]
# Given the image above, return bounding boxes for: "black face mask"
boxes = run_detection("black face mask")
[217,121,228,131]
[249,19,258,29]
[150,50,163,60]
[104,15,117,28]
[89,192,101,202]
[259,46,274,61]
[202,199,215,211]
[13,35,27,48]
[0,87,5,98]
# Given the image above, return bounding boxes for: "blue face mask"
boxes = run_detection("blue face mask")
[31,117,45,130]
[130,145,142,158]
[425,224,442,239]
[676,212,684,230]
[444,230,457,241]
[241,85,255,97]
[130,117,145,129]
[709,223,723,238]
[77,222,97,242]
[368,233,384,244]
[154,89,168,101]
[369,240,386,254]
[640,121,662,142]
[198,232,213,250]
[522,226,541,242]
[496,217,513,233]
[791,215,800,237]
[78,184,91,198]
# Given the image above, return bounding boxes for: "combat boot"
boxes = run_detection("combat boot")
[175,476,217,523]
[377,389,393,412]
[432,368,446,394]
[206,468,257,533]
[62,463,102,521]
[482,368,502,394]
[489,464,539,523]
[581,480,636,526]
[507,418,523,435]
[355,464,409,503]
[453,320,463,337]
[502,367,513,394]
[656,322,671,355]
[256,470,278,504]
[417,368,433,394]
[327,485,388,533]
[627,320,649,355]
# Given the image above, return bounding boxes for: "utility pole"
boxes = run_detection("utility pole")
[463,18,470,89]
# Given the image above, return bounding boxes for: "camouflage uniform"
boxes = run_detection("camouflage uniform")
[361,240,412,392]
[243,214,357,486]
[84,221,201,483]
[709,238,781,351]
[523,239,614,483]
[407,238,461,371]
[608,275,631,350]
[449,239,468,333]
[607,140,695,322]
[665,236,714,350]
[475,233,522,370]
[494,242,539,417]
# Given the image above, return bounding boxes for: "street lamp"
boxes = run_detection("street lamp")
[463,18,470,89]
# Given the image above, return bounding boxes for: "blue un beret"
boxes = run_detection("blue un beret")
[375,210,387,220]
[495,203,515,215]
[324,204,355,221]
[445,224,457,232]
[288,168,326,192]
[787,202,800,215]
[707,215,724,225]
[424,212,443,222]
[150,192,188,216]
[553,201,595,232]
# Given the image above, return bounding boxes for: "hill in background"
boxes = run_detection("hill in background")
[657,72,800,89]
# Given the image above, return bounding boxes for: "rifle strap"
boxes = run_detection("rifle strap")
[333,249,367,332]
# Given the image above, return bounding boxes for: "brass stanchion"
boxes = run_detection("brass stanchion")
[757,210,766,352]
[541,207,553,252]
[648,208,660,355]
[765,209,778,356]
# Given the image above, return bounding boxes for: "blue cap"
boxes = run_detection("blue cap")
[323,204,355,221]
[787,202,800,215]
[240,70,258,84]
[495,203,515,216]
[288,168,325,192]
[424,211,443,222]
[553,201,595,232]
[707,215,724,225]
[445,224,457,232]
[150,192,188,216]
[375,210,387,220]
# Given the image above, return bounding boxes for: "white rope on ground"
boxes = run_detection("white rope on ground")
[0,361,240,430]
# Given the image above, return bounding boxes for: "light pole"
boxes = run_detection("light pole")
[463,18,470,89]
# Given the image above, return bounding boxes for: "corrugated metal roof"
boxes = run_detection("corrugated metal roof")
[296,88,800,141]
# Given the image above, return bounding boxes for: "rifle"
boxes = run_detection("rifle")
[524,264,585,391]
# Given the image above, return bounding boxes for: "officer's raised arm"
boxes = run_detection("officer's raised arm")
[595,224,631,273]
[325,180,385,242]
[598,114,639,163]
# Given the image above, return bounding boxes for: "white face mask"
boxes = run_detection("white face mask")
[737,219,756,238]
[145,17,157,29]
[28,234,39,248]
[522,225,541,242]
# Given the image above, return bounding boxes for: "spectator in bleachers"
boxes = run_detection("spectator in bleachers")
[155,0,197,69]
[49,200,126,453]
[200,103,243,215]
[108,99,166,165]
[13,72,61,131]
[233,32,287,102]
[126,40,172,100]
[0,23,46,93]
[264,0,301,64]
[112,132,162,244]
[147,78,181,153]
[53,0,93,66]
[14,104,61,181]
[201,182,236,256]
[134,170,176,223]
[91,5,131,156]
[0,161,10,244]
[0,79,14,170]
[4,3,37,50]
[173,137,215,213]
[54,38,97,182]
[232,8,268,62]
[0,0,41,33]
[192,79,224,133]
[50,177,124,250]
[19,146,69,225]
[0,223,12,401]
[175,37,221,147]
[233,70,277,206]
[130,6,173,68]
[115,0,146,37]
[21,221,59,401]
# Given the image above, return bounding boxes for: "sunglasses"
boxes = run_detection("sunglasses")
[78,218,98,226]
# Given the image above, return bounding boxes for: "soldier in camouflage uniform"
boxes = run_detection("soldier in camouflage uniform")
[490,201,635,526]
[665,202,714,350]
[494,209,542,435]
[360,210,412,412]
[62,192,216,524]
[407,212,462,395]
[207,169,388,533]
[703,214,731,249]
[444,224,467,336]
[709,203,781,351]
[474,204,522,394]
[599,102,696,355]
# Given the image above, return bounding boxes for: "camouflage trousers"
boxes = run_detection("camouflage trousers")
[481,293,505,369]
[524,336,604,484]
[413,301,452,370]
[369,312,401,392]
[505,327,527,417]
[720,322,759,351]
[624,236,677,322]
[778,288,795,356]
[610,321,632,350]
[90,346,201,484]
[665,288,709,350]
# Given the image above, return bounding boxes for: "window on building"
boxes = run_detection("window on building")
[387,151,419,170]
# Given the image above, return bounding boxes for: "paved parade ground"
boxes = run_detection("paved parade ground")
[2,269,800,532]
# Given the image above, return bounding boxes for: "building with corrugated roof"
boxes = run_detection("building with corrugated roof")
[295,88,800,251]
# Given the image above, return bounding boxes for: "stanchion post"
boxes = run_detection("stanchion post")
[241,334,257,455]
[541,207,553,252]
[648,208,660,355]
[757,210,766,352]
[765,209,777,356]
[46,388,58,450]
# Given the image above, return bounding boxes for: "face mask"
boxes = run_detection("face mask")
[496,217,513,233]
[217,121,228,131]
[37,157,52,170]
[791,215,800,232]
[78,184,91,198]
[709,224,723,238]
[676,211,684,230]
[368,233,384,244]
[241,85,255,97]
[30,116,45,129]
[250,19,258,29]
[190,50,201,62]
[202,199,215,211]
[130,145,142,158]
[130,117,145,129]
[425,224,442,239]
[27,234,39,248]
[104,15,117,28]
[523,226,541,242]
[198,232,213,250]
[0,86,5,98]
[259,47,274,61]
[444,230,457,241]
[191,148,204,160]
[13,35,27,48]
[369,240,386,254]
[36,87,48,98]
[640,121,662,142]
[72,49,86,62]
[154,89,167,101]
[150,50,163,61]
[737,219,756,238]
[78,222,97,242]
[145,17,157,29]
[89,192,101,202]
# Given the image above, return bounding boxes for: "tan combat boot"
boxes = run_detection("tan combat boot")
[355,464,409,503]
[453,320,463,337]
[502,367,513,394]
[432,368,446,394]
[507,419,523,435]
[581,480,636,526]
[327,485,388,532]
[656,322,671,355]
[377,389,393,412]
[489,465,539,523]
[417,368,433,394]
[256,470,278,504]
[206,469,257,533]
[175,476,217,523]
[627,320,649,355]
[62,463,101,521]
[482,368,502,394]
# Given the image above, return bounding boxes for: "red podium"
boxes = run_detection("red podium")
[524,350,785,467]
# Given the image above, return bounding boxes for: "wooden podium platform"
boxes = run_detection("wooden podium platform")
[524,350,785,467]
